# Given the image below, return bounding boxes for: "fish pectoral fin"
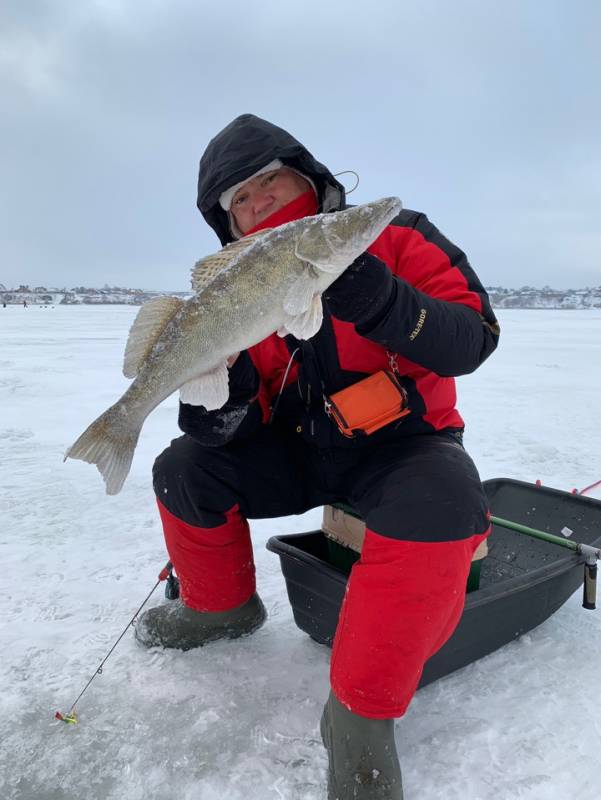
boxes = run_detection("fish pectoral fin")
[281,295,323,339]
[190,229,272,293]
[283,276,318,316]
[282,274,324,338]
[123,296,184,378]
[179,363,229,410]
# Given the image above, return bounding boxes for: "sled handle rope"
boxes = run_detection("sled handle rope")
[55,561,174,724]
[573,478,601,497]
[490,515,599,610]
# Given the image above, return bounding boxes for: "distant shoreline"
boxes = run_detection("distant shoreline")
[1,286,600,310]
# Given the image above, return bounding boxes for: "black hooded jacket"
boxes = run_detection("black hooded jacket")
[197,114,346,245]
[181,114,499,449]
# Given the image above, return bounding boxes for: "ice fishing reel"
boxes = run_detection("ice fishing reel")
[165,564,180,600]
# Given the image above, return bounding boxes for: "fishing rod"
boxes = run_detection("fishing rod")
[55,561,175,724]
[490,515,599,610]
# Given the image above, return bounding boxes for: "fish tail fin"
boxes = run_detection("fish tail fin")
[64,404,142,495]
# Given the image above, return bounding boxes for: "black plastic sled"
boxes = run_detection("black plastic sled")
[266,478,601,688]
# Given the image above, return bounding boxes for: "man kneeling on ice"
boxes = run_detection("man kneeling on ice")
[135,114,500,799]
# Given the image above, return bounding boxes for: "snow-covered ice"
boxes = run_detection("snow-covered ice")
[1,305,600,800]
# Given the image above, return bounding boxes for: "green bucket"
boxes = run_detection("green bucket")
[325,532,482,592]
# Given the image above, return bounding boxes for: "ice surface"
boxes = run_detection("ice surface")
[1,305,600,799]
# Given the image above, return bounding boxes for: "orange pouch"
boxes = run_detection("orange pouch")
[325,370,410,438]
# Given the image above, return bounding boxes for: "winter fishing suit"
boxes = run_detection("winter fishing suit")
[152,114,499,719]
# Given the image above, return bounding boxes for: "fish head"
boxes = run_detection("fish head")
[294,197,402,278]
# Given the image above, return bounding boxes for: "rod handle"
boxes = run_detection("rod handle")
[583,562,597,610]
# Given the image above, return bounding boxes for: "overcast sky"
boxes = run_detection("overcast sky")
[1,0,600,291]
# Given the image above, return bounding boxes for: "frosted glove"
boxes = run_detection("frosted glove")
[324,252,395,327]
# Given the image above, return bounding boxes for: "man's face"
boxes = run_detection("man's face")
[230,166,313,234]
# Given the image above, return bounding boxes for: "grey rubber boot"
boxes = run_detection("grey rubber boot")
[134,592,266,650]
[320,691,403,799]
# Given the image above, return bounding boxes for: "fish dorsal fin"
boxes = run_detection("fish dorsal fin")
[190,229,272,293]
[123,296,184,378]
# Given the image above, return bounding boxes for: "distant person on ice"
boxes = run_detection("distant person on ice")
[135,114,500,798]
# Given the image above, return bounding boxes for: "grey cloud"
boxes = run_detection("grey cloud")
[1,0,600,290]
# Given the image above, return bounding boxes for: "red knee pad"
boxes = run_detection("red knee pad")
[157,499,256,612]
[330,527,491,719]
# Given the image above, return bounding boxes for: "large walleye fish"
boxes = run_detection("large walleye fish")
[65,197,402,494]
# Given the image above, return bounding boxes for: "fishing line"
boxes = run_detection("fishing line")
[536,476,601,498]
[269,347,300,423]
[55,561,173,725]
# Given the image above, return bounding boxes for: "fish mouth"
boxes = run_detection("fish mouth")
[389,196,402,214]
[377,196,402,220]
[297,197,403,273]
[357,196,402,246]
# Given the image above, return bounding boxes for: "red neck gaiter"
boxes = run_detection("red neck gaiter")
[244,190,318,237]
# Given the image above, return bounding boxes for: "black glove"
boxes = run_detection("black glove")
[178,350,260,446]
[225,350,259,404]
[323,252,396,328]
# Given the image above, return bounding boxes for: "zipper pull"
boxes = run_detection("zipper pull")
[387,350,399,375]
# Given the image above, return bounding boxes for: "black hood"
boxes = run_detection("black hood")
[197,114,346,245]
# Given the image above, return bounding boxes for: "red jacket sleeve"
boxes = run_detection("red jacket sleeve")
[362,210,500,376]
